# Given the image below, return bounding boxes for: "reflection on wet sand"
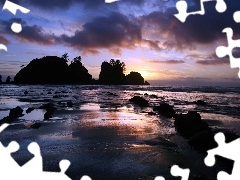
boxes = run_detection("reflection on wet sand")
[1,85,239,179]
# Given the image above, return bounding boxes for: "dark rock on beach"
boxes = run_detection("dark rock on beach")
[174,111,209,138]
[129,96,149,107]
[9,106,24,118]
[67,101,73,107]
[40,103,57,120]
[188,129,239,153]
[30,123,41,129]
[149,94,158,99]
[194,100,207,106]
[0,116,14,125]
[148,112,157,115]
[26,107,35,114]
[153,103,175,118]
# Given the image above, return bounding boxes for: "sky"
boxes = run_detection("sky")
[0,0,240,86]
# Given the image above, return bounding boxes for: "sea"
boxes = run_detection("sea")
[0,85,239,179]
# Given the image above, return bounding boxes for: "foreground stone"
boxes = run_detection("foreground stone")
[129,96,149,107]
[174,111,209,138]
[153,103,175,118]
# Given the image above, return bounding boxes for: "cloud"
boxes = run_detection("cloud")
[57,12,161,54]
[0,35,10,45]
[4,0,144,11]
[196,59,229,65]
[0,18,56,45]
[141,0,240,50]
[145,59,185,64]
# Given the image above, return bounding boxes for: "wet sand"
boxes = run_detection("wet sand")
[0,104,219,180]
[0,85,239,179]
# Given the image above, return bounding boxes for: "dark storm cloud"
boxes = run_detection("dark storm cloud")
[142,0,240,50]
[0,18,56,45]
[58,12,160,54]
[145,59,185,64]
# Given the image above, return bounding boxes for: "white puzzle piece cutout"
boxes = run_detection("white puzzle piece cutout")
[174,0,227,22]
[0,123,92,180]
[204,132,240,180]
[216,28,240,78]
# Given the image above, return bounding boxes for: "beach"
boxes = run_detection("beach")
[0,84,239,179]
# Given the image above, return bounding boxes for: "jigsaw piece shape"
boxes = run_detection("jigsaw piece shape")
[21,142,43,173]
[175,0,227,22]
[204,132,240,180]
[0,141,22,179]
[0,123,9,132]
[216,28,240,78]
[154,176,165,180]
[171,165,190,180]
[233,11,240,23]
[105,0,120,3]
[0,123,92,179]
[0,44,7,51]
[2,0,30,15]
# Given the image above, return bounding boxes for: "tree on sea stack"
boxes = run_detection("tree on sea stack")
[99,59,126,85]
[6,76,11,83]
[72,56,81,64]
[61,53,69,62]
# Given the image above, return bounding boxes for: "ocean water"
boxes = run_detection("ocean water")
[0,84,239,179]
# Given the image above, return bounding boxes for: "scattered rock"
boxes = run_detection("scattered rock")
[30,123,41,129]
[107,92,118,96]
[24,91,28,95]
[129,96,149,107]
[47,92,52,94]
[174,111,209,138]
[44,111,53,120]
[148,112,157,115]
[67,101,73,107]
[153,103,175,118]
[53,95,59,98]
[40,103,56,120]
[149,94,158,99]
[189,129,239,152]
[9,106,23,118]
[0,116,14,125]
[194,100,207,106]
[144,93,148,96]
[26,107,34,114]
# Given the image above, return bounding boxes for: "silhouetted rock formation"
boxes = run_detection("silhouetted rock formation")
[126,72,144,85]
[144,81,150,85]
[174,111,209,138]
[99,59,149,85]
[99,59,126,85]
[6,76,11,83]
[153,103,175,118]
[14,56,92,84]
[68,57,92,84]
[14,56,149,85]
[129,96,149,107]
[0,75,2,84]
